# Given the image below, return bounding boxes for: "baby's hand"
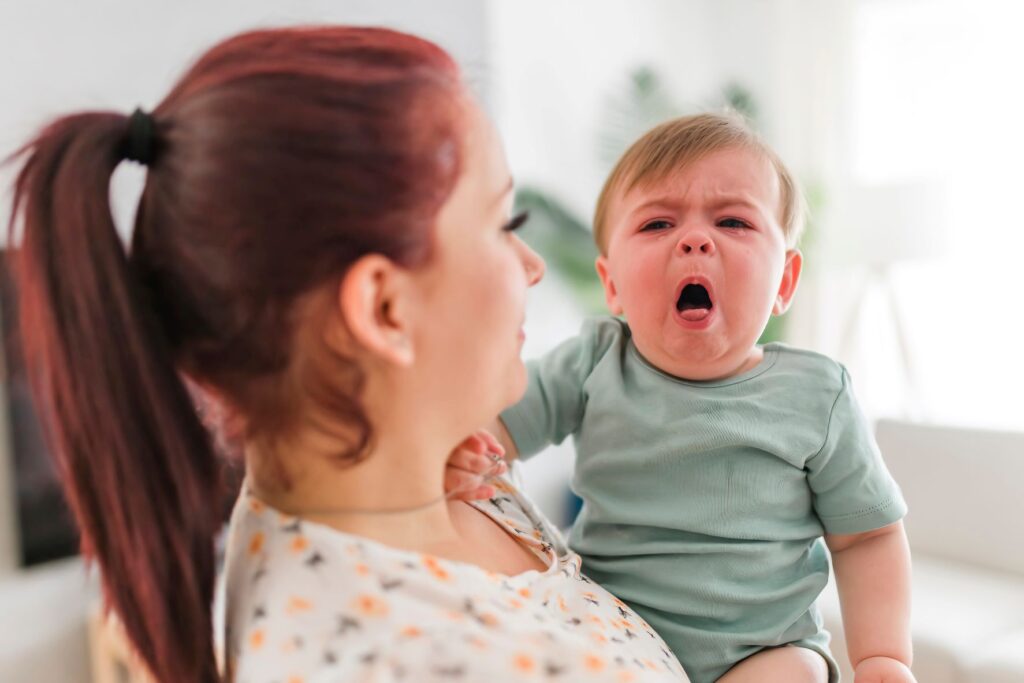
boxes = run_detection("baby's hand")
[854,656,916,683]
[444,429,507,501]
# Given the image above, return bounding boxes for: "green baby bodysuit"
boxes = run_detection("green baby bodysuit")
[501,317,907,683]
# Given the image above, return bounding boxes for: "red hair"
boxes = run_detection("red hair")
[7,26,463,682]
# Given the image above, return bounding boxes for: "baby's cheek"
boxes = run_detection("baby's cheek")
[733,258,778,313]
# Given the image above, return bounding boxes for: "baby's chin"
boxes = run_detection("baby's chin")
[639,331,755,382]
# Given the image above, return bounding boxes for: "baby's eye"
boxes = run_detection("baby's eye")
[718,217,751,230]
[640,220,673,232]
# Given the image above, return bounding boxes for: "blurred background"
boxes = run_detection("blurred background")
[0,1,1021,681]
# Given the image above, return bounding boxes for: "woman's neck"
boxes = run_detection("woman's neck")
[247,425,465,552]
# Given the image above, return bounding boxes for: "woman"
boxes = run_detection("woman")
[9,26,688,682]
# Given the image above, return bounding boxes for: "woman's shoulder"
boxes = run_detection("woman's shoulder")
[221,488,466,680]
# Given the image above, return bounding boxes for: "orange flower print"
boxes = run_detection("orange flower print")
[583,653,606,673]
[353,594,389,617]
[354,563,371,577]
[286,677,305,683]
[479,612,500,628]
[518,587,532,598]
[590,631,609,645]
[587,614,606,629]
[507,597,524,610]
[421,554,451,581]
[557,595,569,613]
[399,625,422,638]
[248,532,265,556]
[286,596,313,615]
[512,653,536,674]
[617,672,638,683]
[248,628,265,651]
[289,536,309,554]
[248,499,265,514]
[467,635,489,650]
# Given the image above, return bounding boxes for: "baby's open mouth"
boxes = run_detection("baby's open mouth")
[676,284,713,321]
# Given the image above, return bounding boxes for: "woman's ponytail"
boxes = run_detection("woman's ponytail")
[8,112,222,682]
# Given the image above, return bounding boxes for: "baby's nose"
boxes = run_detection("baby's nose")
[678,230,716,255]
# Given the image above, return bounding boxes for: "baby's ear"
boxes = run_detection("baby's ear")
[595,256,624,315]
[772,249,803,315]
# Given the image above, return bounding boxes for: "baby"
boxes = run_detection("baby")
[469,114,915,683]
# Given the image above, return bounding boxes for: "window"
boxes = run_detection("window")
[849,0,1024,430]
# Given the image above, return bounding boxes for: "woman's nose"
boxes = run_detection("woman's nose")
[521,239,546,286]
[678,229,716,256]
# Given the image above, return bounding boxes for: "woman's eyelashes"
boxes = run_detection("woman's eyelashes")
[502,210,530,232]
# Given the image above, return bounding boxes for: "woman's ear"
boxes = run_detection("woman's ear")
[772,249,804,316]
[336,254,415,367]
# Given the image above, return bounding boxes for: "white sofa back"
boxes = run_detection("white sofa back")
[876,418,1024,576]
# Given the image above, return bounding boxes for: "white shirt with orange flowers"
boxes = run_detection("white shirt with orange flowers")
[222,475,689,683]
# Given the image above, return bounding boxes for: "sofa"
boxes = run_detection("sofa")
[818,418,1024,682]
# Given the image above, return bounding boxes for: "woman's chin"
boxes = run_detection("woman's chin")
[459,359,527,429]
[495,361,529,413]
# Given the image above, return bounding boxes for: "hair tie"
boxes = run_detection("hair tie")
[124,107,157,165]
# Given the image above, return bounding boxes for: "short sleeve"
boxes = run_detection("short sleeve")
[806,368,908,535]
[500,318,621,459]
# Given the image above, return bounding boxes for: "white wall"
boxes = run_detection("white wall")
[0,0,490,245]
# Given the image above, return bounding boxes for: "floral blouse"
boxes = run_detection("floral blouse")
[222,475,689,682]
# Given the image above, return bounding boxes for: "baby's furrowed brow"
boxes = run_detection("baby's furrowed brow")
[629,197,684,215]
[706,194,763,211]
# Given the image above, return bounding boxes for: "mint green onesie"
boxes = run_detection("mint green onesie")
[501,317,907,683]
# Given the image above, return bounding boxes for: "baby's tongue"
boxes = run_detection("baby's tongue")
[678,308,711,321]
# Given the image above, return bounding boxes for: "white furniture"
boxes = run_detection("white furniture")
[0,557,97,683]
[819,418,1024,682]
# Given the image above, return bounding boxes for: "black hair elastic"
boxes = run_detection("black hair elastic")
[124,107,157,165]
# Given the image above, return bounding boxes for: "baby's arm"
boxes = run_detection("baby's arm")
[488,416,519,460]
[826,521,916,682]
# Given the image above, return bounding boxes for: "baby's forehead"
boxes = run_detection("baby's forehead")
[617,150,782,211]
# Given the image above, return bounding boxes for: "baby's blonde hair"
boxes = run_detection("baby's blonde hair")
[593,112,806,254]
